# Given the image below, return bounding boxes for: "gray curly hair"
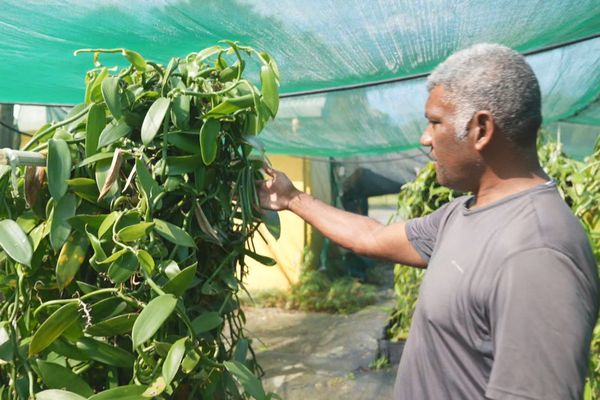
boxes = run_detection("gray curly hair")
[427,43,542,147]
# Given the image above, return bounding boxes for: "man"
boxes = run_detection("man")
[258,43,599,399]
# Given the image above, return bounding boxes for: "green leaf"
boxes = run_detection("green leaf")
[135,158,162,207]
[200,119,220,166]
[47,138,71,201]
[153,218,195,248]
[98,211,118,238]
[223,360,267,400]
[66,178,99,203]
[143,377,166,397]
[50,193,77,251]
[101,77,122,119]
[191,312,223,334]
[132,294,177,348]
[244,249,277,266]
[262,210,281,240]
[0,219,32,266]
[29,302,80,356]
[205,94,254,118]
[96,248,127,265]
[163,263,197,296]
[56,231,89,290]
[77,151,114,168]
[171,94,190,129]
[123,50,147,71]
[233,338,249,363]
[86,103,106,157]
[141,97,170,145]
[97,119,131,149]
[117,222,154,242]
[137,249,155,274]
[35,389,87,400]
[67,214,106,235]
[88,385,146,400]
[162,336,187,386]
[75,336,135,368]
[37,360,94,397]
[86,313,138,336]
[260,65,279,117]
[107,251,138,284]
[165,155,203,175]
[181,348,200,373]
[165,132,200,154]
[95,158,119,200]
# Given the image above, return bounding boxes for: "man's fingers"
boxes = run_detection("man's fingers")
[262,162,275,177]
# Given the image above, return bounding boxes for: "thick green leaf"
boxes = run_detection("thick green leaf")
[137,249,155,274]
[101,77,122,119]
[243,249,277,266]
[67,214,106,235]
[223,360,267,400]
[117,222,154,242]
[66,178,99,203]
[132,294,177,348]
[86,313,138,336]
[143,377,166,398]
[50,193,77,251]
[181,348,200,373]
[163,263,197,296]
[37,360,93,397]
[77,151,114,168]
[260,65,279,117]
[107,251,138,284]
[123,50,147,71]
[75,336,135,368]
[97,119,131,149]
[35,389,87,400]
[0,219,32,266]
[90,297,128,321]
[191,312,223,334]
[162,336,187,386]
[165,155,203,175]
[153,218,195,248]
[95,159,119,200]
[29,302,80,356]
[98,211,118,238]
[135,158,162,207]
[205,94,254,118]
[199,119,220,165]
[171,94,190,129]
[141,97,170,145]
[262,210,281,240]
[86,103,106,157]
[96,248,127,265]
[233,338,249,363]
[47,138,71,201]
[88,385,146,400]
[165,132,199,154]
[56,231,89,290]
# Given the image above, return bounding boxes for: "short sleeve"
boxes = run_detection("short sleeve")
[486,248,597,400]
[405,200,456,262]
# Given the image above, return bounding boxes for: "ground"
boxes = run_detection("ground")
[244,287,398,399]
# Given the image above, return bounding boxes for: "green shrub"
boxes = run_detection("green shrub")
[0,43,281,399]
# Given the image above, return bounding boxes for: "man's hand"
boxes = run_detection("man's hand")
[258,165,302,211]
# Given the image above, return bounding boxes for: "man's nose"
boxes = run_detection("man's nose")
[420,130,432,147]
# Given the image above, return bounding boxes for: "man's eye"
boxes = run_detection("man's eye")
[429,120,440,125]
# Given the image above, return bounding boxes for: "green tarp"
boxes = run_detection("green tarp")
[1,0,599,157]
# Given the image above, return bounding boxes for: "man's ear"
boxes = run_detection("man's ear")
[471,110,494,151]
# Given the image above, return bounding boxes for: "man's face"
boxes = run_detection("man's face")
[421,85,481,192]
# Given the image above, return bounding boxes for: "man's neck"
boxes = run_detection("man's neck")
[471,162,550,208]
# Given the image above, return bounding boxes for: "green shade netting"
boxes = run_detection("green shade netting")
[1,0,599,157]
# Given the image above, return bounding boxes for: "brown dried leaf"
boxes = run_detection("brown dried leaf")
[25,166,46,208]
[194,202,221,244]
[98,148,123,201]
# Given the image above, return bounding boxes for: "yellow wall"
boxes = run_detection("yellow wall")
[243,155,307,292]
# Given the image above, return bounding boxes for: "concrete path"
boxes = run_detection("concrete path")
[243,291,398,399]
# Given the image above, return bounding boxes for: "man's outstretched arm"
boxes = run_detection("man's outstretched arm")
[258,166,427,268]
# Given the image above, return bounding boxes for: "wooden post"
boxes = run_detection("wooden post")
[0,104,20,149]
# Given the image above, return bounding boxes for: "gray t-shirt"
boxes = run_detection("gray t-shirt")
[394,182,599,400]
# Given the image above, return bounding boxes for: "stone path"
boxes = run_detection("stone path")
[243,290,398,399]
